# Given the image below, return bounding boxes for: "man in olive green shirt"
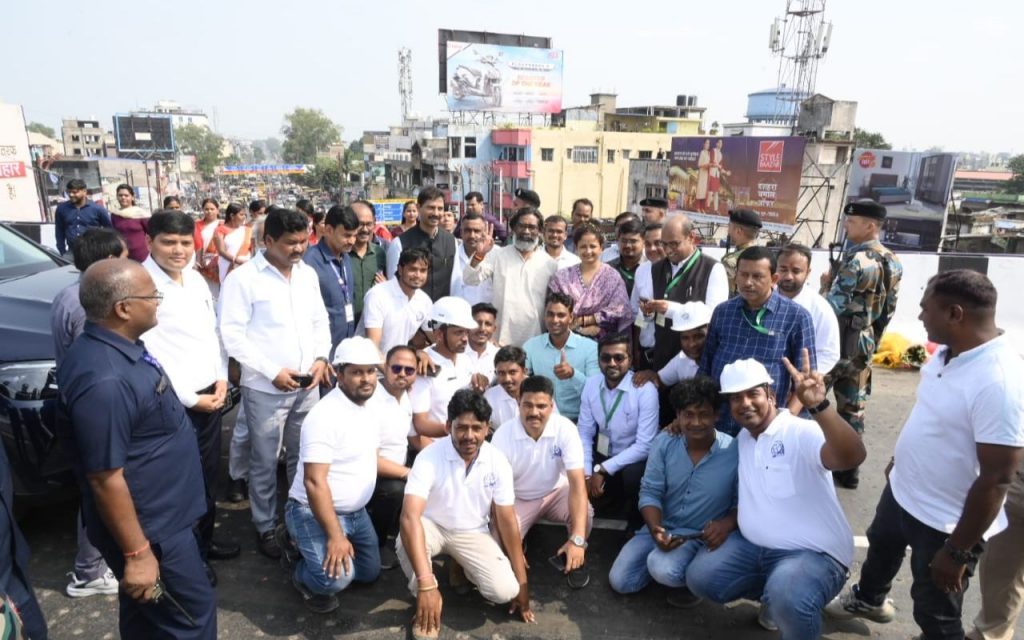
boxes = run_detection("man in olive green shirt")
[351,201,389,325]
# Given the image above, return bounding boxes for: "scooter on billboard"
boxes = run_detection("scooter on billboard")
[450,55,502,107]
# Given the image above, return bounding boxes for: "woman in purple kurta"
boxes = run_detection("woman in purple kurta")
[548,223,633,340]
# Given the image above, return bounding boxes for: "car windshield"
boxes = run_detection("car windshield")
[0,225,62,280]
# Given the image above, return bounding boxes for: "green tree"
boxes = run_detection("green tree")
[854,128,892,150]
[253,146,266,164]
[294,157,341,192]
[175,124,225,176]
[1006,154,1024,194]
[281,108,340,164]
[27,122,56,139]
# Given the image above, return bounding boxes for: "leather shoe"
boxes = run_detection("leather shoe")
[204,562,217,587]
[227,478,247,503]
[207,539,241,561]
[258,530,281,560]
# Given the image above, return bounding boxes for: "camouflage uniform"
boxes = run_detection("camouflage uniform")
[721,241,754,297]
[822,238,902,433]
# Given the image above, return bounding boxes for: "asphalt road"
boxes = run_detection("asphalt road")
[17,368,1024,639]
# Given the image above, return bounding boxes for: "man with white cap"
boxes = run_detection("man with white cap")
[634,301,712,390]
[278,337,384,614]
[411,297,482,439]
[684,354,865,637]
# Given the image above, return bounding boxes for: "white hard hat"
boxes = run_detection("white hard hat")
[670,301,713,333]
[719,359,774,394]
[430,296,477,330]
[332,336,382,367]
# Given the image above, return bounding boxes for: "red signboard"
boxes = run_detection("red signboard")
[0,161,26,178]
[757,141,785,173]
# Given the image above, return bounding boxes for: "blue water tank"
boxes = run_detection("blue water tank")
[745,88,807,123]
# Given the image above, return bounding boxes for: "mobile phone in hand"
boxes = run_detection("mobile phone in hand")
[291,373,314,387]
[548,554,567,572]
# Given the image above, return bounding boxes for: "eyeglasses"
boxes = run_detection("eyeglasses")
[599,353,629,364]
[119,291,164,306]
[658,240,684,249]
[389,364,416,376]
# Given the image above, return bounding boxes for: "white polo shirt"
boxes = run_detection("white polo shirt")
[491,414,584,501]
[737,410,854,568]
[358,278,432,356]
[891,334,1024,539]
[658,353,699,388]
[405,437,515,533]
[411,346,474,424]
[371,386,414,466]
[484,385,519,430]
[465,342,499,382]
[288,388,380,513]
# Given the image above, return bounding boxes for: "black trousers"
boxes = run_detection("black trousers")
[186,405,223,559]
[591,452,646,533]
[857,483,983,640]
[366,477,406,544]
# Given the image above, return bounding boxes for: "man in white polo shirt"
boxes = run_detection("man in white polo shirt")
[685,356,866,636]
[399,389,532,640]
[360,247,433,356]
[491,375,593,588]
[465,302,500,383]
[278,337,383,614]
[633,301,711,391]
[826,270,1024,640]
[411,297,479,439]
[485,346,529,430]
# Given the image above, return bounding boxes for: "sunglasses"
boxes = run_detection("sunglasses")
[389,364,416,376]
[600,353,628,364]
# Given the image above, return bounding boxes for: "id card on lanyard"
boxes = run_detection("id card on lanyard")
[330,259,355,323]
[743,307,775,336]
[655,250,701,326]
[597,388,624,456]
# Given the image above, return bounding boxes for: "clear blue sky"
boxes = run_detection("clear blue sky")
[3,0,1018,153]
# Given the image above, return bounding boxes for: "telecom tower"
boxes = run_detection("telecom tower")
[398,48,413,121]
[768,0,833,126]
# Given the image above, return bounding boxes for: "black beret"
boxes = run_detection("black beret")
[728,208,762,229]
[513,188,541,208]
[639,197,668,209]
[844,199,887,220]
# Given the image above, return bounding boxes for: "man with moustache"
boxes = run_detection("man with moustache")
[607,219,646,298]
[639,197,668,226]
[219,208,332,558]
[399,389,533,640]
[458,191,507,244]
[775,244,840,376]
[466,302,500,383]
[386,187,457,301]
[721,208,762,297]
[450,213,494,306]
[303,205,360,355]
[349,200,388,326]
[633,301,712,391]
[564,197,593,253]
[360,248,434,356]
[140,211,238,585]
[485,346,530,430]
[543,215,581,269]
[55,178,112,256]
[278,337,384,613]
[685,357,865,636]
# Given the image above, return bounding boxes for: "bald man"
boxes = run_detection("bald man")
[58,259,216,639]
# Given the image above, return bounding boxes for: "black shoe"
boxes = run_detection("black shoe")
[207,539,241,561]
[666,587,702,609]
[258,529,281,560]
[379,544,398,571]
[227,478,247,503]
[204,562,218,587]
[275,524,300,571]
[567,565,590,590]
[833,467,860,489]
[291,574,339,614]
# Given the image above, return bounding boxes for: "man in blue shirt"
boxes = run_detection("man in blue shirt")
[304,205,359,358]
[57,259,215,639]
[608,375,738,608]
[55,178,112,255]
[523,291,600,421]
[700,246,816,436]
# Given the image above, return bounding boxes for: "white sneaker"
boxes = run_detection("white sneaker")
[824,585,896,623]
[757,603,779,632]
[66,569,119,598]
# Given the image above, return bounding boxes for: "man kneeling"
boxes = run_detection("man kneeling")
[280,337,383,613]
[398,389,532,640]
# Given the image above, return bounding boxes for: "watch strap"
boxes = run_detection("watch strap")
[807,398,831,415]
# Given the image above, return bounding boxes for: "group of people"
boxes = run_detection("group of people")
[5,184,1024,640]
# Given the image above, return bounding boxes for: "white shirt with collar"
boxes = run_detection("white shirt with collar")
[357,278,432,356]
[737,409,854,568]
[792,286,841,374]
[370,385,414,466]
[631,256,729,348]
[485,385,562,431]
[141,257,227,408]
[411,346,474,424]
[219,252,332,395]
[577,370,659,476]
[451,244,494,306]
[465,342,499,382]
[404,437,515,533]
[657,353,699,388]
[491,413,584,501]
[547,247,581,270]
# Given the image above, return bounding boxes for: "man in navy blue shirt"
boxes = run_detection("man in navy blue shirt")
[700,246,816,436]
[304,204,359,358]
[58,258,215,639]
[55,178,112,255]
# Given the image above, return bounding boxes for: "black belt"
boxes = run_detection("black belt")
[196,383,217,395]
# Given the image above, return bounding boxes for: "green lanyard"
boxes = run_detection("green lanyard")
[742,307,774,336]
[600,388,625,428]
[617,264,636,283]
[664,250,701,297]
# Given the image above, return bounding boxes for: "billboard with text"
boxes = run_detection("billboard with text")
[445,41,563,114]
[0,103,43,222]
[668,136,806,232]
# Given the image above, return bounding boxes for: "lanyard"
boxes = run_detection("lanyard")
[664,250,701,297]
[617,264,636,282]
[742,307,774,336]
[600,388,625,428]
[328,259,350,299]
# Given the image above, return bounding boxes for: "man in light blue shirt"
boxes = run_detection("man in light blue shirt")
[608,375,738,608]
[523,292,599,420]
[577,333,659,532]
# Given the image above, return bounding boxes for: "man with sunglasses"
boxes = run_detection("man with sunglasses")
[577,333,659,533]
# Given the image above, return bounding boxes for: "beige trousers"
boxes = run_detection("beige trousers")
[969,470,1024,640]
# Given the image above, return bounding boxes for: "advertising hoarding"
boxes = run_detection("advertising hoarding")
[369,198,410,224]
[668,136,806,232]
[0,103,44,222]
[220,164,308,175]
[113,114,175,160]
[437,29,552,93]
[445,41,563,114]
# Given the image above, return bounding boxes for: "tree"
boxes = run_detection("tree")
[1007,154,1024,194]
[853,128,892,150]
[294,157,341,192]
[175,124,225,177]
[281,108,341,164]
[253,146,266,164]
[27,122,56,139]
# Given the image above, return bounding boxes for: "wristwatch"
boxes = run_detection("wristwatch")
[569,534,588,549]
[943,538,974,565]
[593,463,605,476]
[807,398,831,415]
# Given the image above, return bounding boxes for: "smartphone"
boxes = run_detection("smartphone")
[547,554,567,572]
[291,373,314,387]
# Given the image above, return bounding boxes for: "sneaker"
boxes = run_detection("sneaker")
[379,544,398,571]
[290,574,339,614]
[666,587,702,609]
[227,478,247,503]
[275,524,300,571]
[824,585,896,623]
[757,603,779,631]
[66,569,118,598]
[258,529,282,560]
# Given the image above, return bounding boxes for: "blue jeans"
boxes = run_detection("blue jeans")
[608,529,704,594]
[285,500,381,596]
[686,531,848,640]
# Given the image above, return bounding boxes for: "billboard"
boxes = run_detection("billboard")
[220,164,308,175]
[845,149,958,251]
[369,198,410,224]
[0,103,44,222]
[437,29,552,93]
[668,136,806,232]
[113,114,175,160]
[445,41,563,114]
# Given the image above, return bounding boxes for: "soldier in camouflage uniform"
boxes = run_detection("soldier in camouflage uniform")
[721,208,761,297]
[821,199,902,489]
